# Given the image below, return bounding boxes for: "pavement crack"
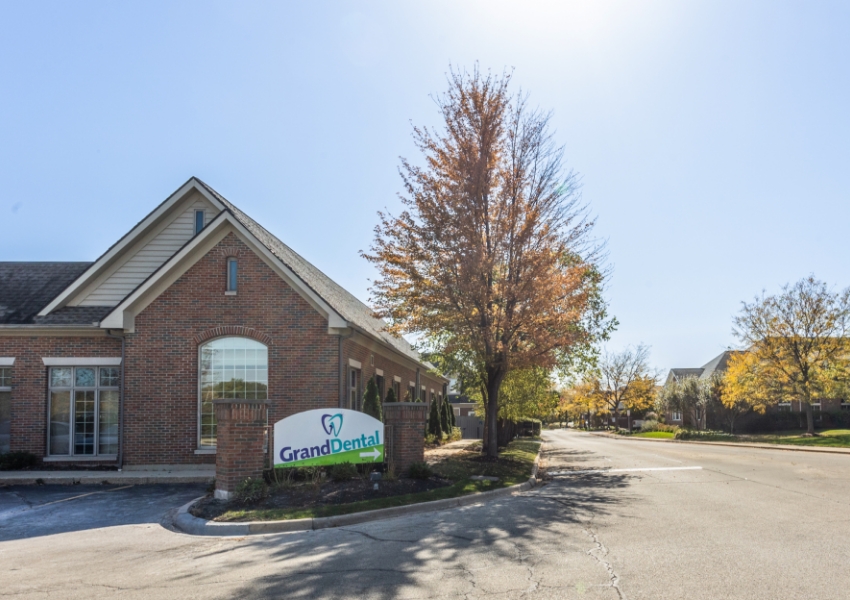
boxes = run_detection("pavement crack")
[582,524,627,600]
[338,528,417,543]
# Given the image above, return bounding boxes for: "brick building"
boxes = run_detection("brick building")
[0,178,446,468]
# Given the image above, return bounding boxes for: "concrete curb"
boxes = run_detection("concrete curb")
[590,432,850,456]
[173,442,544,537]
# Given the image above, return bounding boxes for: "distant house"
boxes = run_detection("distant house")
[662,350,739,427]
[448,393,477,418]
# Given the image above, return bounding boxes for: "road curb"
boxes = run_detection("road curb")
[590,432,850,456]
[173,442,543,537]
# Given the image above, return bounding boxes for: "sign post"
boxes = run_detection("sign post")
[273,409,384,469]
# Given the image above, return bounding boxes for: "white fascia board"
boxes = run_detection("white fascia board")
[39,179,227,317]
[101,212,347,332]
[42,357,122,366]
[0,357,15,366]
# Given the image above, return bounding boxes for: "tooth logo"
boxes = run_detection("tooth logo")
[321,413,343,437]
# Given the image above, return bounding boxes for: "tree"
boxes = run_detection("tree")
[561,379,608,429]
[440,397,451,433]
[720,352,771,434]
[734,276,850,435]
[362,377,382,422]
[597,345,655,429]
[427,396,443,438]
[384,386,397,403]
[657,375,711,430]
[364,67,608,457]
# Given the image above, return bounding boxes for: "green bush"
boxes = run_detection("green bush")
[407,461,432,480]
[427,397,443,438]
[640,420,678,433]
[362,377,382,422]
[449,426,462,442]
[440,399,451,433]
[234,477,269,504]
[674,429,733,441]
[0,452,39,470]
[329,462,358,481]
[384,386,397,403]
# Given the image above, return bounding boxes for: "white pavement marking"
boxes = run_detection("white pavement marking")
[549,466,703,476]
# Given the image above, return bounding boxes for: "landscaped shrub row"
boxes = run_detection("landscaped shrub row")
[0,452,39,470]
[673,429,733,441]
[639,420,679,433]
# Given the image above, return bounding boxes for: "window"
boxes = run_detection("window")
[226,258,238,292]
[199,337,268,448]
[47,366,119,456]
[454,408,460,416]
[420,386,427,403]
[778,402,792,412]
[408,385,416,402]
[392,380,401,402]
[841,403,850,411]
[0,367,11,454]
[194,210,205,235]
[671,411,682,422]
[811,402,821,412]
[349,368,361,410]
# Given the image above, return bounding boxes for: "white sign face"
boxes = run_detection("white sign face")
[273,409,384,469]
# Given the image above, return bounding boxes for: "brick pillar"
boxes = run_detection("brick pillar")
[383,402,428,476]
[214,399,269,500]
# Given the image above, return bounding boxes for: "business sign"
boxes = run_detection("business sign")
[273,409,384,469]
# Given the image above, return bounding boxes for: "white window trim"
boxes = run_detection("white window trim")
[409,381,416,388]
[375,369,384,377]
[349,359,362,369]
[195,209,206,234]
[394,376,402,383]
[226,257,238,292]
[0,358,15,366]
[42,357,122,366]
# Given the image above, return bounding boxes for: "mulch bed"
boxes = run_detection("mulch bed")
[191,476,452,521]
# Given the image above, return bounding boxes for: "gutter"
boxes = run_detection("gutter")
[105,329,126,470]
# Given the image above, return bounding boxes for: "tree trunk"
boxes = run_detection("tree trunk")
[805,401,815,435]
[484,373,503,458]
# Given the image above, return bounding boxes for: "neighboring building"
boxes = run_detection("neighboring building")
[448,393,477,418]
[662,351,739,427]
[0,177,446,466]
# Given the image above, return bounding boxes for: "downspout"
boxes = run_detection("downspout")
[337,328,354,408]
[105,329,126,470]
[416,368,421,402]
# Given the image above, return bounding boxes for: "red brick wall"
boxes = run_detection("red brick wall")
[384,402,428,475]
[0,335,122,457]
[214,400,268,496]
[123,233,339,465]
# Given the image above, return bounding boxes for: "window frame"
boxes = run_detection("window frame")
[0,366,12,454]
[46,366,120,458]
[197,336,269,449]
[226,257,238,293]
[671,410,682,422]
[194,209,205,235]
[349,367,361,410]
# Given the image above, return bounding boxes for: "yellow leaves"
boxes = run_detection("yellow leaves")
[722,352,774,413]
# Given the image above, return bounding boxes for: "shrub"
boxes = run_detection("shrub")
[440,399,451,433]
[640,420,678,433]
[449,426,462,442]
[424,433,439,445]
[674,429,733,441]
[329,462,359,481]
[234,477,269,504]
[0,452,39,470]
[362,377,383,422]
[427,397,443,438]
[384,386,397,403]
[407,461,432,480]
[644,411,658,421]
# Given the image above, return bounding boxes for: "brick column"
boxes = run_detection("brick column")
[383,402,428,476]
[213,399,269,500]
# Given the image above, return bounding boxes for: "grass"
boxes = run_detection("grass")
[632,431,675,439]
[215,438,541,522]
[734,429,850,448]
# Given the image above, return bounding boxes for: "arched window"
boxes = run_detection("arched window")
[198,337,268,448]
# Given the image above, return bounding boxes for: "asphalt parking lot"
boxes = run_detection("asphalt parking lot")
[0,483,207,542]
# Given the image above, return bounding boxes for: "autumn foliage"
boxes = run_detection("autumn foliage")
[364,67,606,457]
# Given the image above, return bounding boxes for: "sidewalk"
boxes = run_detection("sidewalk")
[0,466,215,485]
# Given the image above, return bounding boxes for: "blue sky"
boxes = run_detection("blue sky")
[2,1,849,372]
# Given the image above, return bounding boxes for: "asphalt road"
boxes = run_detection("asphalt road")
[2,431,849,599]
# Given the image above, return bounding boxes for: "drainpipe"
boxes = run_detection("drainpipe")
[337,328,354,408]
[105,329,126,470]
[416,368,421,402]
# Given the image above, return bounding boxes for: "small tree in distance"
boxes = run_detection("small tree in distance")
[428,396,443,439]
[440,398,451,433]
[384,386,397,403]
[362,377,382,422]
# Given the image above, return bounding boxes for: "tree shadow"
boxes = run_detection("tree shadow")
[223,471,634,599]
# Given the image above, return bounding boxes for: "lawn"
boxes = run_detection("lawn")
[632,431,675,439]
[212,438,541,522]
[736,429,850,448]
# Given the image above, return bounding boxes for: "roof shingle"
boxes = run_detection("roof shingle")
[0,262,93,324]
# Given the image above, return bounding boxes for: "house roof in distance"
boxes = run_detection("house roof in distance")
[0,262,93,325]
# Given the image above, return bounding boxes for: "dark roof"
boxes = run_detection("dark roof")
[664,368,704,386]
[0,262,93,324]
[32,306,115,325]
[195,178,428,367]
[699,350,739,379]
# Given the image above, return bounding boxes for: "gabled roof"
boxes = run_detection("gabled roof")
[699,350,739,380]
[23,177,427,367]
[192,179,424,365]
[665,368,704,386]
[0,262,93,324]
